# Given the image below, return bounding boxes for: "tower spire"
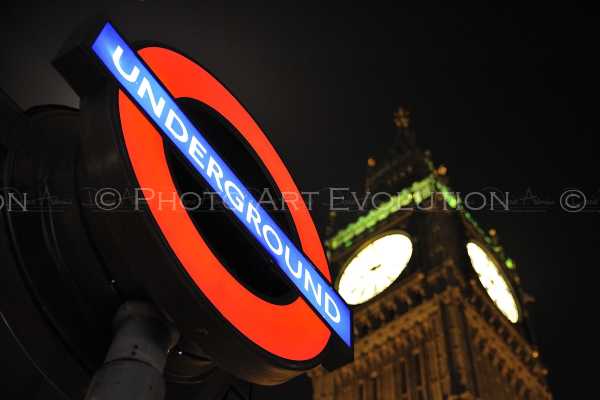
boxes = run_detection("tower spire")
[392,106,417,155]
[365,106,427,193]
[393,106,411,129]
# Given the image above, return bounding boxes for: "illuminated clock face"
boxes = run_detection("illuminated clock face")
[466,242,519,323]
[337,233,413,305]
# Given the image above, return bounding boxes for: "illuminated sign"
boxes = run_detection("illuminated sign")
[90,23,351,348]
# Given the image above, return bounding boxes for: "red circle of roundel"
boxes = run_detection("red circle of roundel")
[118,46,331,361]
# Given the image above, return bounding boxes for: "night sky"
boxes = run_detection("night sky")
[1,2,594,398]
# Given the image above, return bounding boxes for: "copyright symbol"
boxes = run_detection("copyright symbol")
[560,189,586,213]
[95,188,122,211]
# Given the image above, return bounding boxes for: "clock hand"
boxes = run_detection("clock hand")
[369,264,382,271]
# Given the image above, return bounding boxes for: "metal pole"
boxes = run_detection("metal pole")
[84,301,179,400]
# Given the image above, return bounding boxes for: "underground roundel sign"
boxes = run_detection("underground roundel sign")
[54,21,352,382]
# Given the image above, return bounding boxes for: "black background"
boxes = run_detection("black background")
[0,2,595,398]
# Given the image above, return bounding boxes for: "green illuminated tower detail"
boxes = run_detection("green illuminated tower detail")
[309,108,551,400]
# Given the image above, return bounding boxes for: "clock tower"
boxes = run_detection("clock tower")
[309,108,552,400]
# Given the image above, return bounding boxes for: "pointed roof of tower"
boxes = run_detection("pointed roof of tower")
[327,107,519,276]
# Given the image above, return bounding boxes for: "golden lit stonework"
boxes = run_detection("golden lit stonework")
[309,119,552,400]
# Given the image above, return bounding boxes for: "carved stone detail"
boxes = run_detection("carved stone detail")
[310,262,552,400]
